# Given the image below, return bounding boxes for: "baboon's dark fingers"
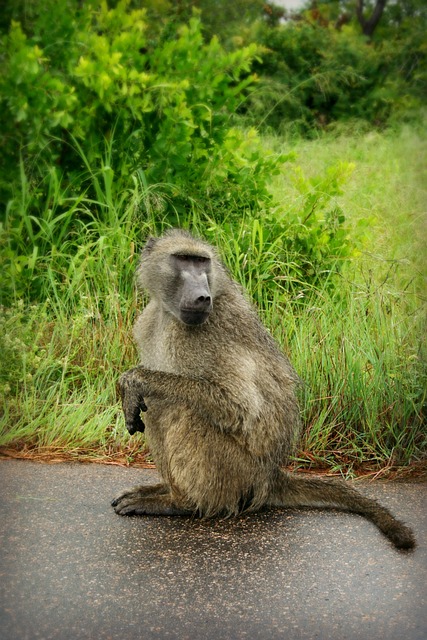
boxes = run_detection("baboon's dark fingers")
[126,413,145,435]
[120,384,147,434]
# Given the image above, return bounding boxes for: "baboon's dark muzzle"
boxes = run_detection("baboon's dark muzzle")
[179,308,211,326]
[179,274,212,325]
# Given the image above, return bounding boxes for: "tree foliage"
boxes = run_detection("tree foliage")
[0,0,424,306]
[0,0,280,217]
[355,0,387,37]
[240,0,427,133]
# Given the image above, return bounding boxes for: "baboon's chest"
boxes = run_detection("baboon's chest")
[139,313,217,378]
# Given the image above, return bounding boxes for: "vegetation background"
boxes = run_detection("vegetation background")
[0,0,426,477]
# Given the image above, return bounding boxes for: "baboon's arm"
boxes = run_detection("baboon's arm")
[119,366,247,433]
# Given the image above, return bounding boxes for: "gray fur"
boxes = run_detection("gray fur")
[112,229,415,550]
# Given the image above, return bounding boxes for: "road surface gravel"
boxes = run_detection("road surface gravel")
[0,459,426,640]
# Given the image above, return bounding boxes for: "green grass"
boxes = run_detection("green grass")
[288,283,425,474]
[270,123,427,292]
[1,124,426,475]
[268,123,427,474]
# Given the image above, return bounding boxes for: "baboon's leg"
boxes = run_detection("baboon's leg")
[270,470,415,550]
[111,483,191,516]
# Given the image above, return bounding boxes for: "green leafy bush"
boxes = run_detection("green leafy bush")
[0,1,270,211]
[1,0,359,307]
[243,17,426,134]
[202,159,358,311]
[0,301,53,400]
[0,0,269,303]
[284,161,357,283]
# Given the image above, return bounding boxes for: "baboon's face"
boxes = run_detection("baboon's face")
[169,253,213,326]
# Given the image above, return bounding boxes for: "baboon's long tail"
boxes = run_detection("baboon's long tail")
[269,470,415,550]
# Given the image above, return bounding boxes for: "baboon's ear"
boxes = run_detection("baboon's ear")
[142,236,158,255]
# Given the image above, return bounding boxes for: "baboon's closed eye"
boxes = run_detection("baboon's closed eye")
[173,253,211,264]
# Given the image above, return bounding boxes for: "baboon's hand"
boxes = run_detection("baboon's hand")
[118,370,147,435]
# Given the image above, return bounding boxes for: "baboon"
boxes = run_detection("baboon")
[112,229,415,550]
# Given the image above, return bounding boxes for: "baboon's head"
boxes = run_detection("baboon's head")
[137,230,225,326]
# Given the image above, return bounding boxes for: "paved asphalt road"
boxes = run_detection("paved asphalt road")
[0,459,426,640]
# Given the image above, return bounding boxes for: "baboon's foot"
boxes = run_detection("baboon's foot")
[111,485,191,516]
[111,483,167,512]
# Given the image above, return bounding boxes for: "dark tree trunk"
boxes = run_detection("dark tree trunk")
[356,0,388,38]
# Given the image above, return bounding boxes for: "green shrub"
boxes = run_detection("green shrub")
[0,302,45,397]
[1,0,359,307]
[0,0,269,304]
[243,17,426,134]
[202,159,358,308]
[0,2,270,212]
